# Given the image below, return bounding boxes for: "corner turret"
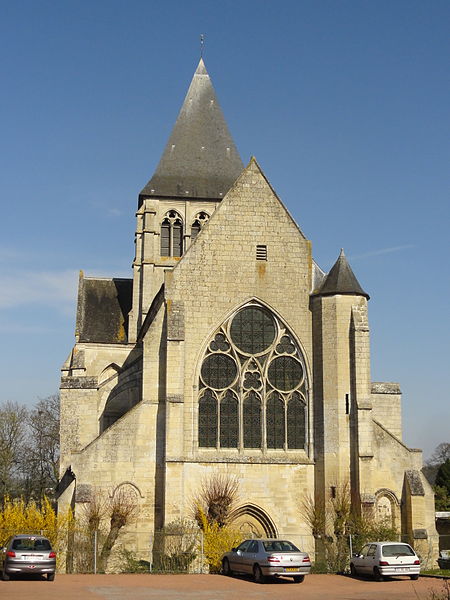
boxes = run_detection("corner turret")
[313,249,369,299]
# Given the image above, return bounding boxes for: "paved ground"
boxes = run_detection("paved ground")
[0,573,448,599]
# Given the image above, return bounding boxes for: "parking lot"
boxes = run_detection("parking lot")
[0,573,448,600]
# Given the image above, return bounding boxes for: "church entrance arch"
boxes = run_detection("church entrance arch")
[229,504,277,538]
[375,488,400,529]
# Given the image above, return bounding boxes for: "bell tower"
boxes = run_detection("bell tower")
[128,59,244,342]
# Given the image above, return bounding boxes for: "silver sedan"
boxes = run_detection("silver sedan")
[222,538,311,583]
[1,535,56,581]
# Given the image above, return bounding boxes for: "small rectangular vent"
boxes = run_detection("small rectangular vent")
[256,245,267,260]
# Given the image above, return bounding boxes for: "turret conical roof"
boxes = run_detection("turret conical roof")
[139,59,243,202]
[314,249,369,299]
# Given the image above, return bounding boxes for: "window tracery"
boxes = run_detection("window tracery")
[198,304,308,451]
[191,211,210,242]
[161,210,183,257]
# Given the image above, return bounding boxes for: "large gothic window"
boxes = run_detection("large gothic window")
[161,210,183,257]
[198,304,308,451]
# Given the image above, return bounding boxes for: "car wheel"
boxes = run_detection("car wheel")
[222,558,232,577]
[47,572,55,581]
[373,567,384,582]
[293,575,305,583]
[253,564,265,583]
[350,563,357,577]
[1,570,10,581]
[410,574,419,581]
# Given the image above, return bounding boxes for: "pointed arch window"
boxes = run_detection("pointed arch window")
[243,392,262,448]
[220,391,238,448]
[191,211,210,243]
[287,393,306,449]
[266,394,285,449]
[198,389,217,447]
[197,304,309,452]
[161,210,183,257]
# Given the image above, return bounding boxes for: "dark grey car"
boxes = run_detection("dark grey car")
[1,534,56,581]
[222,538,311,583]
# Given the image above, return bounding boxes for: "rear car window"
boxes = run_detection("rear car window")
[263,541,300,552]
[382,544,415,557]
[12,538,51,551]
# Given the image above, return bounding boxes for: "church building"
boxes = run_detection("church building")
[58,59,437,561]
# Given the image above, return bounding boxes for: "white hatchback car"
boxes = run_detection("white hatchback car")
[350,541,420,581]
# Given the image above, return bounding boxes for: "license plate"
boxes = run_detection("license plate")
[395,568,408,572]
[285,567,298,572]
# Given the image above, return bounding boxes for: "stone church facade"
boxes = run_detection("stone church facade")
[58,59,436,560]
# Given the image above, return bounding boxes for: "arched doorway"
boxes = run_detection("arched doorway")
[229,504,277,538]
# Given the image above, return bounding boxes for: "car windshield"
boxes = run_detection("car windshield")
[382,544,415,557]
[263,541,300,552]
[12,538,51,551]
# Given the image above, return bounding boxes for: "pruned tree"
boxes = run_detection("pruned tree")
[301,483,398,573]
[192,473,239,528]
[98,487,138,572]
[191,473,242,573]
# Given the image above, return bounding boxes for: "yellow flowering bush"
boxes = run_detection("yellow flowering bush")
[197,508,243,573]
[0,496,73,569]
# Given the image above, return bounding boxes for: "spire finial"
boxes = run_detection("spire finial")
[200,34,205,58]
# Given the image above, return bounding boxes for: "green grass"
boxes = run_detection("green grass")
[422,569,450,577]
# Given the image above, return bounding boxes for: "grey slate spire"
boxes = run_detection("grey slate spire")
[139,59,243,202]
[314,249,370,299]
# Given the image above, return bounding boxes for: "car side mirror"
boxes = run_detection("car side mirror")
[231,548,236,552]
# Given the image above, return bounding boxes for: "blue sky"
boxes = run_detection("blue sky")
[1,0,449,458]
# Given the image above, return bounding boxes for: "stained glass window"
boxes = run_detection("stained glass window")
[267,395,285,449]
[268,356,303,391]
[191,221,201,242]
[191,212,209,244]
[243,392,261,448]
[198,390,217,447]
[198,304,308,451]
[201,354,237,389]
[160,219,170,256]
[220,391,239,448]
[173,220,183,256]
[287,394,306,449]
[230,307,276,354]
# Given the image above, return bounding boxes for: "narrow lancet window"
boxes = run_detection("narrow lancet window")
[160,211,184,257]
[243,392,262,448]
[220,391,239,448]
[287,393,306,449]
[191,212,209,243]
[266,395,285,449]
[198,390,217,447]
